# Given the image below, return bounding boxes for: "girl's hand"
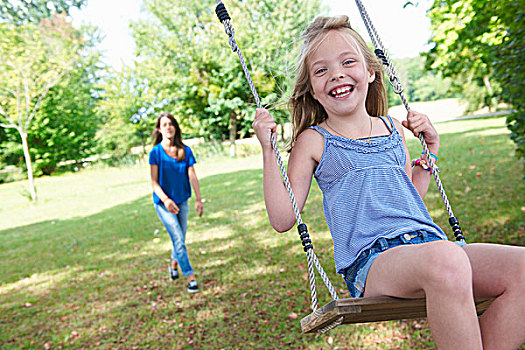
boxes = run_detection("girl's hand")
[401,110,440,152]
[253,108,277,149]
[195,199,203,218]
[164,198,179,214]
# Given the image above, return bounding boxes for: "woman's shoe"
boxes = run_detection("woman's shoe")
[169,266,179,280]
[187,280,199,293]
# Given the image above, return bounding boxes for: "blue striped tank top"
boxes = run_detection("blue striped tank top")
[310,115,446,274]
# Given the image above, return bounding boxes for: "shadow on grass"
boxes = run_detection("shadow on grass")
[1,128,523,348]
[1,168,353,349]
[407,131,524,245]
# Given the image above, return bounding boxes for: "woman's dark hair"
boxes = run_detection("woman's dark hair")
[152,112,186,161]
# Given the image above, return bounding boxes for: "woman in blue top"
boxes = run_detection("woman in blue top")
[149,112,203,293]
[252,16,525,349]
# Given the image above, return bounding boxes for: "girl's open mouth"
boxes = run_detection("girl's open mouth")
[329,85,354,98]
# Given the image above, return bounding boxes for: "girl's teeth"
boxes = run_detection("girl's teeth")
[332,86,352,97]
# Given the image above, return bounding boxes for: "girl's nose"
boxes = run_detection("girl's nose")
[330,72,345,81]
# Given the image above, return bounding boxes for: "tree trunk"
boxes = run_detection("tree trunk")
[141,132,147,155]
[483,75,495,112]
[229,110,237,158]
[19,130,37,202]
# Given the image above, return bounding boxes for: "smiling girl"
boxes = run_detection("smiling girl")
[252,16,525,349]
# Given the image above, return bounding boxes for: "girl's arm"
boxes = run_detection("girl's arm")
[188,166,203,217]
[150,164,180,214]
[253,108,321,232]
[397,111,440,198]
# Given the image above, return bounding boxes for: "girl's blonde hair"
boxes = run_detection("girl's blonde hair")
[288,15,388,149]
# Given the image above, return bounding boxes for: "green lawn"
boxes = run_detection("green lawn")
[1,117,523,349]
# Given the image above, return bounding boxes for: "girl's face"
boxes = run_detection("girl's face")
[159,116,176,140]
[308,30,375,119]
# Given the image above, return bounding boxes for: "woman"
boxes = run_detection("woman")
[149,112,203,293]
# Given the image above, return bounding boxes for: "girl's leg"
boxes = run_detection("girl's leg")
[364,240,482,350]
[154,202,195,277]
[175,201,196,282]
[463,243,525,350]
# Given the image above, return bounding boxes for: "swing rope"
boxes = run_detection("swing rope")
[214,0,340,314]
[353,0,465,242]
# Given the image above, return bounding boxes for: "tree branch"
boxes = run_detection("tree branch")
[24,60,74,131]
[0,122,17,129]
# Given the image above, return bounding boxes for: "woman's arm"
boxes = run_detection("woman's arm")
[150,164,179,214]
[396,111,440,198]
[253,108,321,232]
[188,166,203,217]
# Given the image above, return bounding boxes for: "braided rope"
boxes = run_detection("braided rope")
[310,307,343,333]
[319,316,344,333]
[309,250,338,300]
[215,0,340,312]
[354,0,461,237]
[354,0,407,106]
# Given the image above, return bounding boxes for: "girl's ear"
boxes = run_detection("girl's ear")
[309,85,318,101]
[368,70,376,84]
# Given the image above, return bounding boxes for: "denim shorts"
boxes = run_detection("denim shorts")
[342,231,467,298]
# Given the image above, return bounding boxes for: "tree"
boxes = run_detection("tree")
[132,0,323,155]
[425,0,525,157]
[28,51,102,175]
[0,15,84,201]
[95,67,164,158]
[0,0,87,25]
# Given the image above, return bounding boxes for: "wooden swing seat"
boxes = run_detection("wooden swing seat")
[301,296,494,333]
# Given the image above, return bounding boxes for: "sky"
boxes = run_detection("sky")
[70,0,432,70]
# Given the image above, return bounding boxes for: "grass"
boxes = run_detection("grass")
[0,117,523,349]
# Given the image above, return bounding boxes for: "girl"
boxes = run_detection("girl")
[149,112,203,293]
[253,16,524,349]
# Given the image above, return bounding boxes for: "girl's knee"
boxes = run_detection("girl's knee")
[422,241,472,293]
[173,242,187,254]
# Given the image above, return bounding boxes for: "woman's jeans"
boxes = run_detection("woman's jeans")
[154,200,194,276]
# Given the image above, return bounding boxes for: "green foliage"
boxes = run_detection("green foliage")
[412,73,454,102]
[426,0,525,157]
[132,0,324,141]
[388,56,456,106]
[28,53,102,175]
[95,68,160,158]
[0,133,21,168]
[0,0,87,25]
[0,17,81,117]
[490,3,525,159]
[0,15,101,199]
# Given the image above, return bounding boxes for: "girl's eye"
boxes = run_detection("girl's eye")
[314,68,327,75]
[343,59,354,66]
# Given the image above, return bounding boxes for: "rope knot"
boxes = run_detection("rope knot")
[298,223,313,252]
[374,49,388,65]
[215,3,231,22]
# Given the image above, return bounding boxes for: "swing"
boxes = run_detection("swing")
[214,0,494,333]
